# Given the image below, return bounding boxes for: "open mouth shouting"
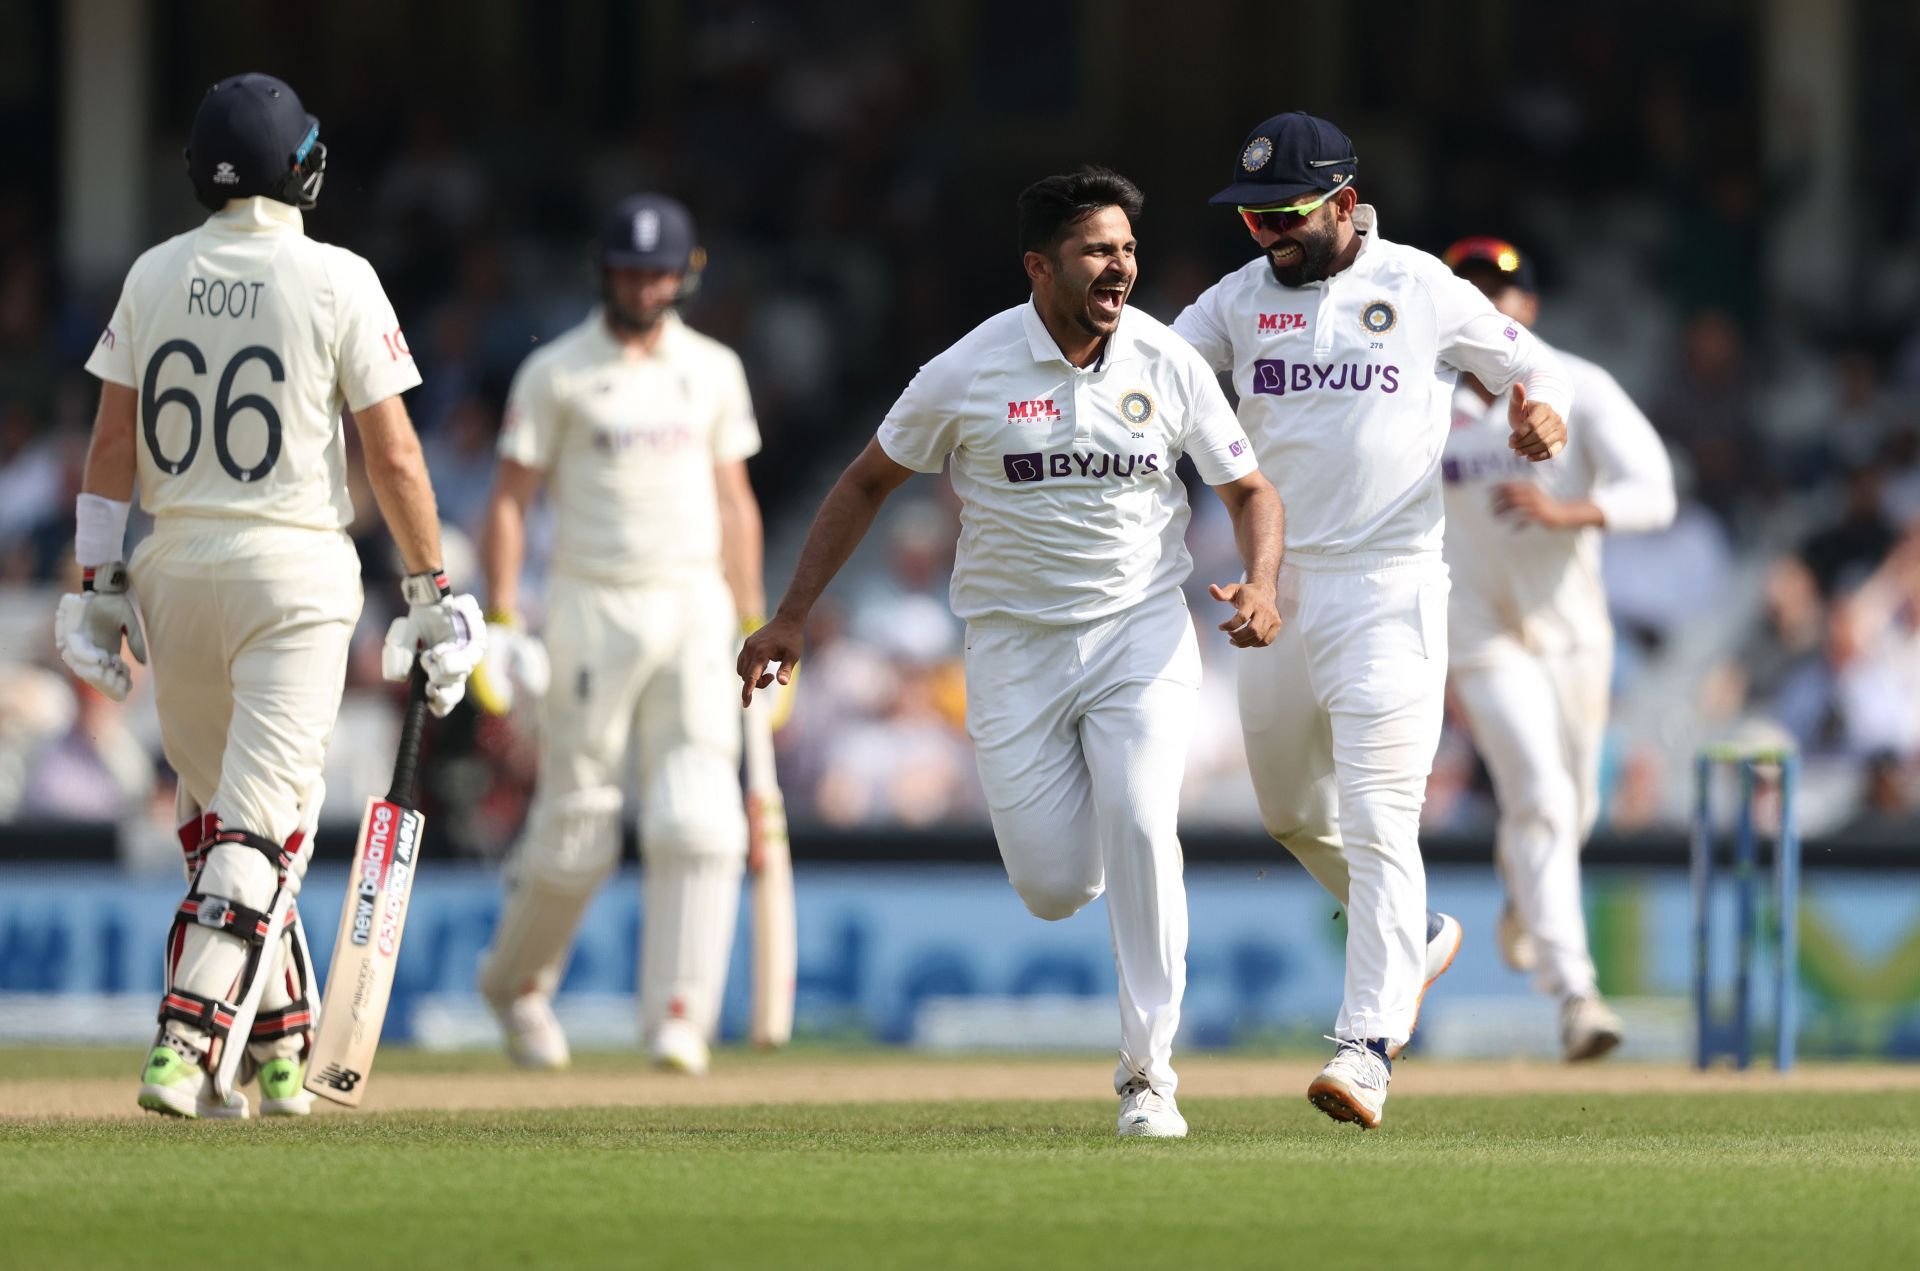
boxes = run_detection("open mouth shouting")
[1089,277,1129,322]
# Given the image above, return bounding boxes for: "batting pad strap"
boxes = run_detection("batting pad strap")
[176,893,275,947]
[213,827,296,872]
[251,998,314,1042]
[160,988,239,1041]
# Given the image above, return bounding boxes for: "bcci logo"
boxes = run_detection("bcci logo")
[212,162,239,186]
[1240,137,1274,172]
[1118,390,1154,427]
[1361,300,1397,334]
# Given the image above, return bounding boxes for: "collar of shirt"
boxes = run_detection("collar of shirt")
[1020,297,1139,371]
[208,197,303,235]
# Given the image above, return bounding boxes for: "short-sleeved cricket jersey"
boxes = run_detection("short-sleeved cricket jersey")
[496,310,761,585]
[1173,205,1572,557]
[876,301,1256,625]
[84,197,420,531]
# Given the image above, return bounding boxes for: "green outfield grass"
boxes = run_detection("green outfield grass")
[3,1079,1918,1270]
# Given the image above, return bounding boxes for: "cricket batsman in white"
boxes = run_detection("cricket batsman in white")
[474,194,767,1077]
[741,166,1283,1138]
[60,73,484,1118]
[1439,236,1675,1061]
[1174,113,1573,1128]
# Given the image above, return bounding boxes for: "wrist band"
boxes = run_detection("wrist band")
[401,569,451,606]
[75,494,132,568]
[740,614,767,637]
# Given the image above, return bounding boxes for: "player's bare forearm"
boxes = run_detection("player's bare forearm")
[716,459,767,623]
[483,460,543,618]
[81,383,139,502]
[771,439,915,625]
[739,440,914,704]
[1217,470,1284,590]
[352,395,444,576]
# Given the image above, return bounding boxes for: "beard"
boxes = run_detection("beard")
[606,296,669,333]
[1268,217,1341,287]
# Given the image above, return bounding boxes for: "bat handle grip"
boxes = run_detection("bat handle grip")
[387,663,430,808]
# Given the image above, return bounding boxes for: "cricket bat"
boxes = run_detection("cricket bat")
[304,667,431,1106]
[745,692,796,1048]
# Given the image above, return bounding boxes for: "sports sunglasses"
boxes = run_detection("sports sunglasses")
[1237,175,1352,235]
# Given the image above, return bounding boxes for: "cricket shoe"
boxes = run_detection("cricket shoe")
[1561,993,1625,1063]
[1389,911,1463,1059]
[257,1057,314,1116]
[137,1041,234,1119]
[1116,1079,1188,1138]
[491,993,571,1071]
[651,1019,711,1076]
[1498,901,1537,973]
[1307,1038,1391,1130]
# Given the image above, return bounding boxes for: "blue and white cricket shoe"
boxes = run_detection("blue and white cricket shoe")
[1116,1079,1188,1138]
[1390,911,1463,1059]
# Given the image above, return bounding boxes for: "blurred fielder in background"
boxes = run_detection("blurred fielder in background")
[475,195,766,1076]
[1439,236,1676,1062]
[1174,113,1571,1129]
[741,167,1282,1138]
[59,73,483,1118]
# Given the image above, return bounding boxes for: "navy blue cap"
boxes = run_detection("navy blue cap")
[1443,236,1539,294]
[187,74,320,207]
[1209,112,1357,207]
[599,194,700,271]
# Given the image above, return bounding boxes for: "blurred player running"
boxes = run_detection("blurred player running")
[1173,113,1572,1128]
[61,73,483,1118]
[741,167,1282,1138]
[474,195,766,1076]
[1439,236,1676,1062]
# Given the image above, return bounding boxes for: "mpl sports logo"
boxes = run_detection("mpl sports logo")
[1007,399,1061,422]
[1002,451,1163,483]
[1251,359,1401,397]
[1257,313,1307,335]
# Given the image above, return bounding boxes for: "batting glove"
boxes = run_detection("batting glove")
[53,562,147,701]
[382,570,488,717]
[468,613,550,715]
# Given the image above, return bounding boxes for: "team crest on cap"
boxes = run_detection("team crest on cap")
[1119,390,1155,426]
[1240,137,1274,172]
[1360,300,1397,334]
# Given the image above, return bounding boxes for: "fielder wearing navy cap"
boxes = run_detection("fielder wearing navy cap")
[185,73,326,212]
[598,194,704,273]
[1443,236,1539,295]
[596,193,708,332]
[1209,111,1357,207]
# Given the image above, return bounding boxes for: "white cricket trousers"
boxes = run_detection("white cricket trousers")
[1238,550,1448,1046]
[478,571,747,1045]
[130,521,360,846]
[130,521,358,1057]
[1450,633,1610,999]
[963,588,1199,1098]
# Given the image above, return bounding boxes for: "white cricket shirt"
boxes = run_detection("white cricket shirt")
[497,309,761,585]
[1172,206,1573,556]
[1441,340,1675,655]
[876,301,1257,625]
[85,198,420,532]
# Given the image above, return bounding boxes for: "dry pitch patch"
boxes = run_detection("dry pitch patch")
[4,1046,1920,1119]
